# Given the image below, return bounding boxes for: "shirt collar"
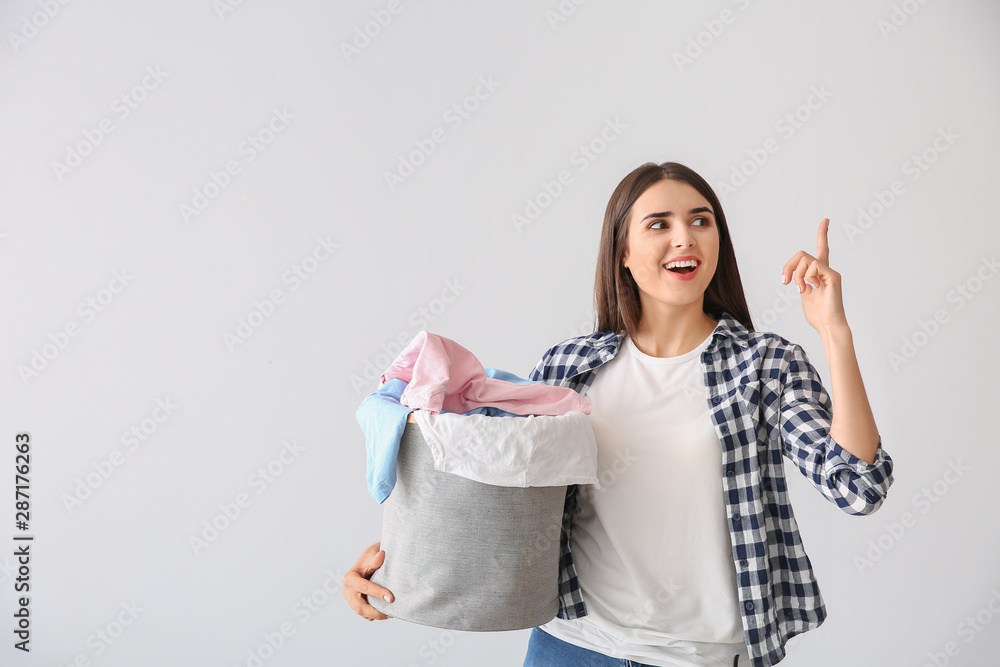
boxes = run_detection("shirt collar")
[595,312,752,355]
[707,311,753,351]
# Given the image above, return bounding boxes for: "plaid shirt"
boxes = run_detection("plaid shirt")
[528,313,894,667]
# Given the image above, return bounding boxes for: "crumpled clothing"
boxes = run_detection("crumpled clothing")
[413,410,599,488]
[357,366,563,503]
[357,378,412,504]
[380,331,592,416]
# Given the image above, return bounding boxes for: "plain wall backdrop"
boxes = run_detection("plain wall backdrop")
[2,1,999,665]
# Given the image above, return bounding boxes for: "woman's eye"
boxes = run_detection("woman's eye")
[692,217,710,227]
[649,220,667,230]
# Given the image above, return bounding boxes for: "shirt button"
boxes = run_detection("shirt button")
[732,513,741,523]
[744,601,755,611]
[726,468,735,477]
[739,559,748,568]
[720,424,729,433]
[712,395,721,405]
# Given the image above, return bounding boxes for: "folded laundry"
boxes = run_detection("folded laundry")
[380,331,592,416]
[412,410,599,488]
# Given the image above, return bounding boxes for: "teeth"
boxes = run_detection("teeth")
[665,259,698,269]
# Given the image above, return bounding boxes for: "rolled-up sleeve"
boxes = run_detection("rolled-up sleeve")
[778,342,894,516]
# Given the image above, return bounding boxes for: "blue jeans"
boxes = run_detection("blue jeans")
[523,627,742,667]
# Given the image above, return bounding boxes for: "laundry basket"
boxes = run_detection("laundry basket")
[368,416,567,631]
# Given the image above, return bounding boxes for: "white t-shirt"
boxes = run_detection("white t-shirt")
[539,332,748,666]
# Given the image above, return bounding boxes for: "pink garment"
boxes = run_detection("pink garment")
[380,331,591,416]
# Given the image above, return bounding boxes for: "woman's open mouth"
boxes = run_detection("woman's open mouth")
[663,258,700,281]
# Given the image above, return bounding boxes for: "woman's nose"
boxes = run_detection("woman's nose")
[672,227,695,247]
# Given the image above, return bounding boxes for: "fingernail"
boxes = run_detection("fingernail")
[797,284,804,293]
[383,594,392,603]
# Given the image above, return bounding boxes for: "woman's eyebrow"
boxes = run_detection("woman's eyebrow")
[639,206,714,222]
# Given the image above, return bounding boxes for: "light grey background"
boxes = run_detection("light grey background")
[2,1,998,665]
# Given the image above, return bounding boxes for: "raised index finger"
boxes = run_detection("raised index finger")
[816,218,830,265]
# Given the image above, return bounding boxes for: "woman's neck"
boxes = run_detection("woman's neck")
[630,302,719,358]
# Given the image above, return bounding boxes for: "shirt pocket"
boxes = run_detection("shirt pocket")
[736,377,782,443]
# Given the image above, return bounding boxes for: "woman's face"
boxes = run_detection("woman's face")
[622,179,720,313]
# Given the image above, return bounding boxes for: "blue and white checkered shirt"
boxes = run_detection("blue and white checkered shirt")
[528,313,894,667]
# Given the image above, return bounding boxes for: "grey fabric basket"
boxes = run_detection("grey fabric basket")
[369,420,567,631]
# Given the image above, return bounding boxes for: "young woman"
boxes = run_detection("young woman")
[343,161,894,667]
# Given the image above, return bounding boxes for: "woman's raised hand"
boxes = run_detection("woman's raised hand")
[342,542,394,621]
[781,218,849,333]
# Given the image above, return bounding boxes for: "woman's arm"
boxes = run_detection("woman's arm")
[782,218,880,465]
[815,324,879,464]
[776,338,891,515]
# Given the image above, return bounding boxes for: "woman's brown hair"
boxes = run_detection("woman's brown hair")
[594,161,754,335]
